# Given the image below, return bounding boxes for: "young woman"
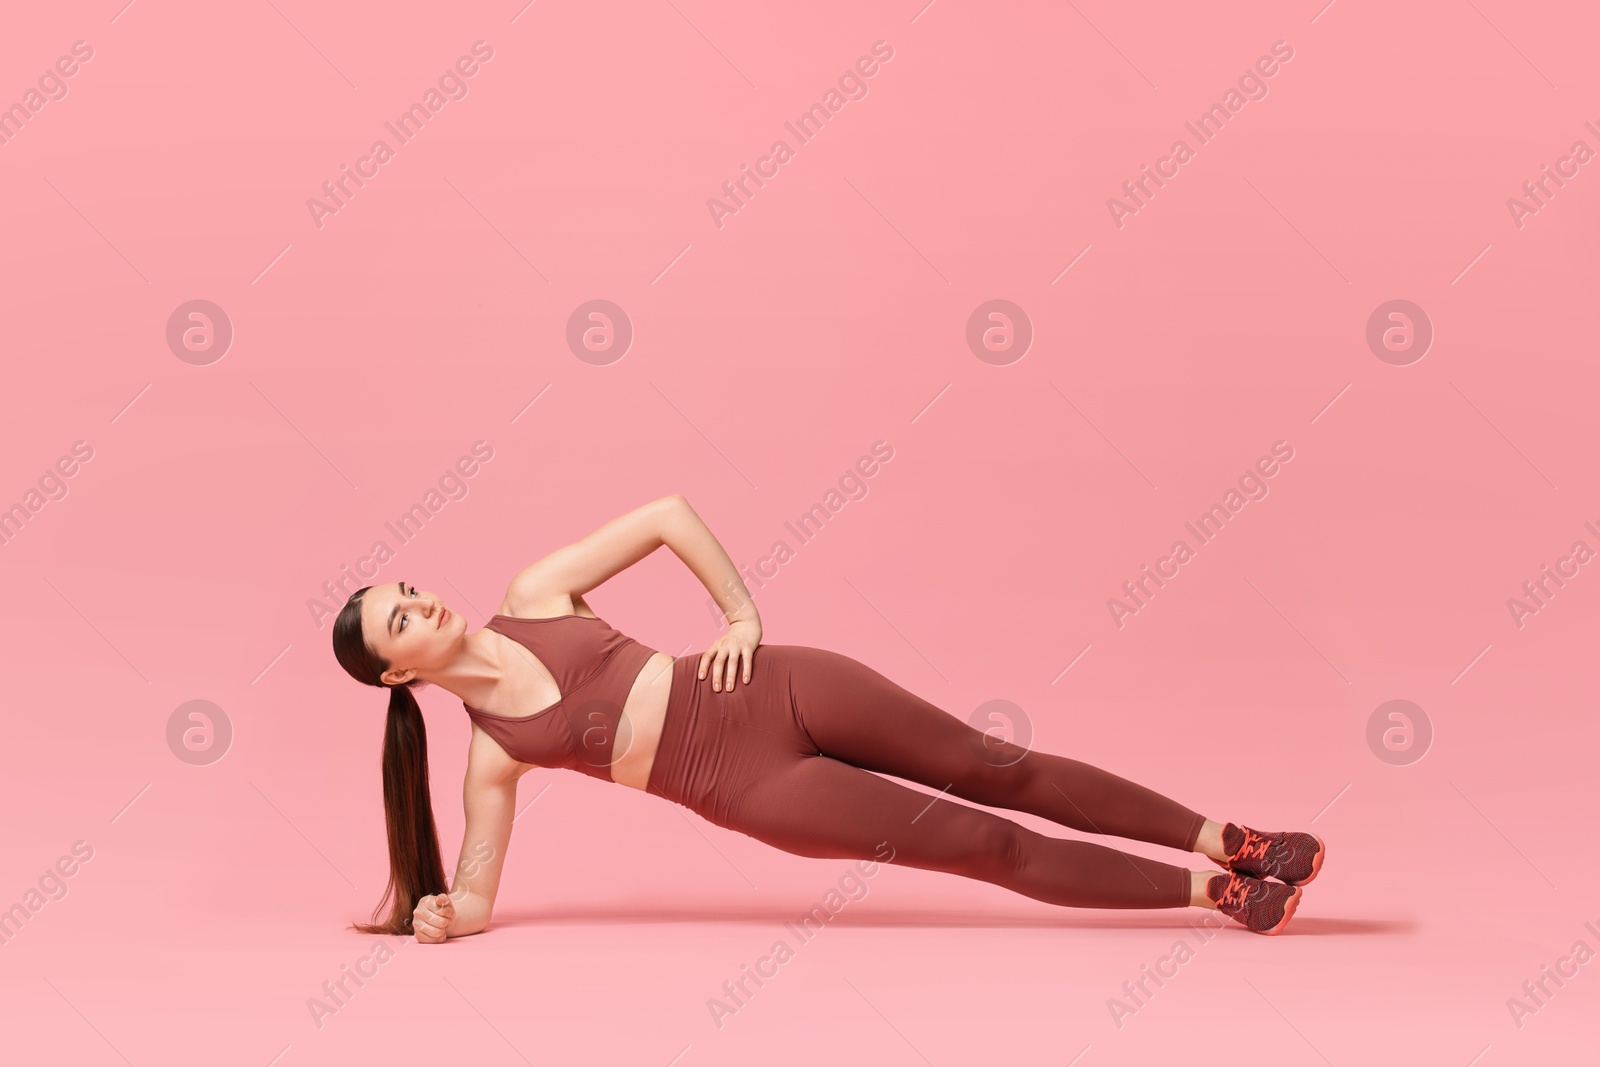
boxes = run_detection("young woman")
[331,494,1325,941]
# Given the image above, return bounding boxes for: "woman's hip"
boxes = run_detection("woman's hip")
[646,645,837,820]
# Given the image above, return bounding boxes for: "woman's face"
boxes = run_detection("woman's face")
[360,581,464,685]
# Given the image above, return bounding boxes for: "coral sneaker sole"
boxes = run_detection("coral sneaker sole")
[1263,884,1303,936]
[1301,838,1326,886]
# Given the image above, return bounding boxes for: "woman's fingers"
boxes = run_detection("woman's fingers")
[412,893,453,942]
[700,646,726,681]
[701,642,758,691]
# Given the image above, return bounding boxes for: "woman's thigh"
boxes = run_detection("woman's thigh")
[779,646,1011,790]
[718,743,1016,874]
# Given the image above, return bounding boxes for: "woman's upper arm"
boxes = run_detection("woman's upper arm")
[504,494,686,606]
[455,729,524,909]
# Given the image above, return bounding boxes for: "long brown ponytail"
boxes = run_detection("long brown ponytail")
[332,586,449,936]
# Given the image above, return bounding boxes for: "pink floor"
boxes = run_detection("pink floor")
[3,0,1598,1063]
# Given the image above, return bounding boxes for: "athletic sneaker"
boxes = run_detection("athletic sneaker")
[1206,871,1301,935]
[1220,822,1325,886]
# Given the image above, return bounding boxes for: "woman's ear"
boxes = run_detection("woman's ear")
[381,666,415,687]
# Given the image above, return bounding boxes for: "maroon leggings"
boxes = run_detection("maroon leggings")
[645,645,1205,909]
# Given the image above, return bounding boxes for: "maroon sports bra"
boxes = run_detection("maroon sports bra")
[462,613,665,780]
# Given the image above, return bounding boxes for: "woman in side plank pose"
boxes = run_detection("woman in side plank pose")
[332,494,1325,941]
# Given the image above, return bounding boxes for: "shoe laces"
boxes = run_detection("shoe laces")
[1216,873,1253,911]
[1231,827,1271,865]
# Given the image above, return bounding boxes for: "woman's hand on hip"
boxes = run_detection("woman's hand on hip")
[412,892,454,943]
[700,617,762,692]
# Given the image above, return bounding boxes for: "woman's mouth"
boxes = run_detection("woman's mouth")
[439,607,450,627]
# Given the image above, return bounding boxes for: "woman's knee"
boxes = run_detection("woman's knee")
[953,738,1041,799]
[952,814,1029,879]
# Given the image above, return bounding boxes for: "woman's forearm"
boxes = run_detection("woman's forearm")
[662,497,760,625]
[445,886,492,937]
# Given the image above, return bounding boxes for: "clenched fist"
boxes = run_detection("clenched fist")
[412,892,454,943]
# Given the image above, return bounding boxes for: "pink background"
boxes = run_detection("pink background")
[2,0,1595,1062]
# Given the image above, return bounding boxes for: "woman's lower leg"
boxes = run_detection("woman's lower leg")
[971,751,1210,853]
[790,650,1214,853]
[734,751,1213,910]
[1191,818,1229,865]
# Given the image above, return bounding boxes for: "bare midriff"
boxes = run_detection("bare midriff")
[610,651,676,791]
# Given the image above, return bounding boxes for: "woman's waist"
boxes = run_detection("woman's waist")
[646,645,819,807]
[657,644,822,736]
[645,655,725,802]
[604,650,677,784]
